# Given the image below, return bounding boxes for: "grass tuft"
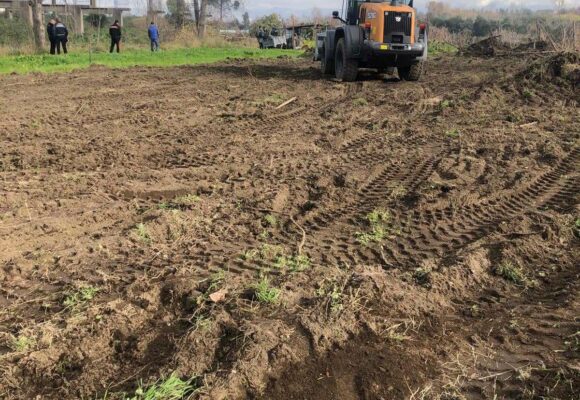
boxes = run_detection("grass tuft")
[253,275,280,304]
[63,286,99,310]
[274,254,311,272]
[11,335,36,352]
[445,128,461,138]
[135,223,151,243]
[353,97,368,106]
[264,214,278,227]
[128,373,196,400]
[355,208,392,246]
[494,261,526,285]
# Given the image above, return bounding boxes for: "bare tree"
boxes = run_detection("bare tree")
[30,0,45,52]
[554,0,566,11]
[198,0,208,38]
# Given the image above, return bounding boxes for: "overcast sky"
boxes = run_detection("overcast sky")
[246,0,580,16]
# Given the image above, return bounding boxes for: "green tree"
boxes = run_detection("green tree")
[250,13,284,36]
[166,0,190,28]
[473,15,492,37]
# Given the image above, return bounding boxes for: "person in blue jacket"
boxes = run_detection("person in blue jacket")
[148,22,160,52]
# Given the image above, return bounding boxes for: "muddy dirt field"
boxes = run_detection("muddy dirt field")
[0,52,578,400]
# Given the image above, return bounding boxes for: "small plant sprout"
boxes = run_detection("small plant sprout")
[445,128,460,138]
[135,223,151,243]
[11,335,36,352]
[207,270,226,293]
[274,254,311,272]
[438,99,453,111]
[174,194,200,206]
[494,261,526,285]
[355,208,392,246]
[264,214,278,227]
[253,275,280,304]
[241,249,259,261]
[388,185,407,202]
[522,89,534,99]
[367,208,390,225]
[353,97,368,106]
[129,372,196,400]
[63,286,99,310]
[260,244,284,259]
[316,282,343,315]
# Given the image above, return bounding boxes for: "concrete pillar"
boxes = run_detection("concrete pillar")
[90,0,96,8]
[72,6,83,34]
[113,9,122,25]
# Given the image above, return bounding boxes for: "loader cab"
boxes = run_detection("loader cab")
[340,0,418,45]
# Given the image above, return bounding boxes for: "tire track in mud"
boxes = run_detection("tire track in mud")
[151,85,358,170]
[381,146,580,266]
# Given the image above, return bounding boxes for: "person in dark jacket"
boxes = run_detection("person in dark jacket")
[54,18,68,55]
[47,19,56,55]
[109,20,122,53]
[148,21,159,52]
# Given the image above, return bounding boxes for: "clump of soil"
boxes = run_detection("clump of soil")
[518,51,580,86]
[461,35,512,57]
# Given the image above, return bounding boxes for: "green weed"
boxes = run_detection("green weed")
[64,286,99,310]
[135,223,151,243]
[573,218,580,238]
[274,254,311,272]
[438,99,454,111]
[207,270,226,293]
[253,275,280,304]
[173,194,200,206]
[522,89,534,99]
[355,208,392,246]
[128,373,196,400]
[388,185,407,201]
[11,335,36,352]
[494,261,526,285]
[264,214,278,227]
[264,93,285,104]
[316,282,343,314]
[353,97,368,106]
[259,244,284,259]
[445,128,461,138]
[367,208,390,225]
[429,41,458,55]
[240,249,260,261]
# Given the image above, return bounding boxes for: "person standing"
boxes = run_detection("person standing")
[148,21,159,52]
[54,18,68,55]
[109,20,122,53]
[47,19,56,55]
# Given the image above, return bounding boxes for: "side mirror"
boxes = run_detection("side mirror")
[332,11,340,19]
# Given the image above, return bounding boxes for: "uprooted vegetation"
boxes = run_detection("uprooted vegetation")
[0,52,578,400]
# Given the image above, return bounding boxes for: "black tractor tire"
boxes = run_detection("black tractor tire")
[398,61,424,81]
[335,38,358,82]
[321,46,334,75]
